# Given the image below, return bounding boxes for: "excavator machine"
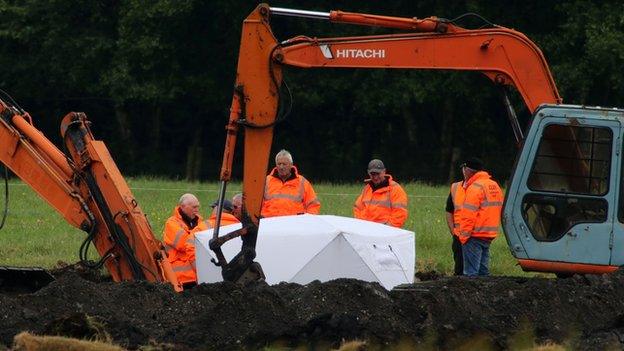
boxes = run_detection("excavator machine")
[0,96,182,292]
[211,3,624,281]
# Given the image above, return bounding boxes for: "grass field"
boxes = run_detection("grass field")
[0,177,544,277]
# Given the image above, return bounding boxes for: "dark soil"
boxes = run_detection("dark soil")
[2,263,624,350]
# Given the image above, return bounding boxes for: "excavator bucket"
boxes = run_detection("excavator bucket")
[0,266,55,294]
[219,246,266,284]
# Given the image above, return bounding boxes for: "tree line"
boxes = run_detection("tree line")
[1,0,622,184]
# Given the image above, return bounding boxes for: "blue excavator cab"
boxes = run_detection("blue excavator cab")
[504,104,623,275]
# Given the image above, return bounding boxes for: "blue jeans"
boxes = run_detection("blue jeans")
[462,238,491,276]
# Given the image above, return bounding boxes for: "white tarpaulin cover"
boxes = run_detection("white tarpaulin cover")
[194,214,415,290]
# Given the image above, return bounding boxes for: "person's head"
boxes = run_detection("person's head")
[211,199,234,214]
[460,157,484,180]
[367,159,387,185]
[275,149,293,179]
[232,193,243,219]
[179,193,200,219]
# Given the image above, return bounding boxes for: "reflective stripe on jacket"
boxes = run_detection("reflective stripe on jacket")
[162,206,207,284]
[450,180,465,236]
[261,166,320,217]
[353,174,408,228]
[206,212,240,228]
[457,171,503,245]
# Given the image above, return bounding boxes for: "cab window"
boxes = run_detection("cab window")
[523,124,611,241]
[527,124,611,195]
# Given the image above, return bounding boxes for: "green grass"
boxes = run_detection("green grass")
[0,177,543,277]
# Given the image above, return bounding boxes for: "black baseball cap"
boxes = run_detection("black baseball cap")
[211,199,234,212]
[367,159,386,173]
[461,157,484,171]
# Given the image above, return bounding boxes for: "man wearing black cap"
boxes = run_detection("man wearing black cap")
[354,159,408,228]
[207,198,240,228]
[445,157,484,275]
[454,157,503,276]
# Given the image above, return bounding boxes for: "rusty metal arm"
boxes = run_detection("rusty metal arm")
[0,100,181,291]
[60,112,181,291]
[0,102,88,229]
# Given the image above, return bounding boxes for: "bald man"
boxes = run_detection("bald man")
[162,193,208,288]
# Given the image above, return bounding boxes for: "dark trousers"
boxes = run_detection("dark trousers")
[462,237,491,276]
[452,235,463,276]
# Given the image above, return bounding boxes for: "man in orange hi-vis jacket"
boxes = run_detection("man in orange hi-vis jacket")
[353,159,408,228]
[162,193,208,289]
[457,157,504,276]
[261,149,320,217]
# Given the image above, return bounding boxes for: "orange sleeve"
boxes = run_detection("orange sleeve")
[388,185,408,228]
[353,188,365,219]
[260,175,272,217]
[163,219,187,251]
[303,180,321,214]
[458,185,484,244]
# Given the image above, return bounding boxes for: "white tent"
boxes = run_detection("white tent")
[194,214,415,290]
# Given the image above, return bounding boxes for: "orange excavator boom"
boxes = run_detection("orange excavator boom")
[0,98,181,292]
[211,4,563,282]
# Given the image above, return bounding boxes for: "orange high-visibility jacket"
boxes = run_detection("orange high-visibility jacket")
[261,166,320,217]
[353,175,408,228]
[457,171,503,245]
[206,211,240,228]
[450,180,466,236]
[162,206,208,284]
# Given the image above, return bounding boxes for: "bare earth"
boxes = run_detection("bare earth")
[1,264,624,350]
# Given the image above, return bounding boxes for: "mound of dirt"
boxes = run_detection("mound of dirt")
[2,266,624,350]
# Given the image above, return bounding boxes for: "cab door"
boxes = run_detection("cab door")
[611,133,624,266]
[503,106,620,269]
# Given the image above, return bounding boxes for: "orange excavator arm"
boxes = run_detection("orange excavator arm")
[0,98,182,292]
[210,4,562,282]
